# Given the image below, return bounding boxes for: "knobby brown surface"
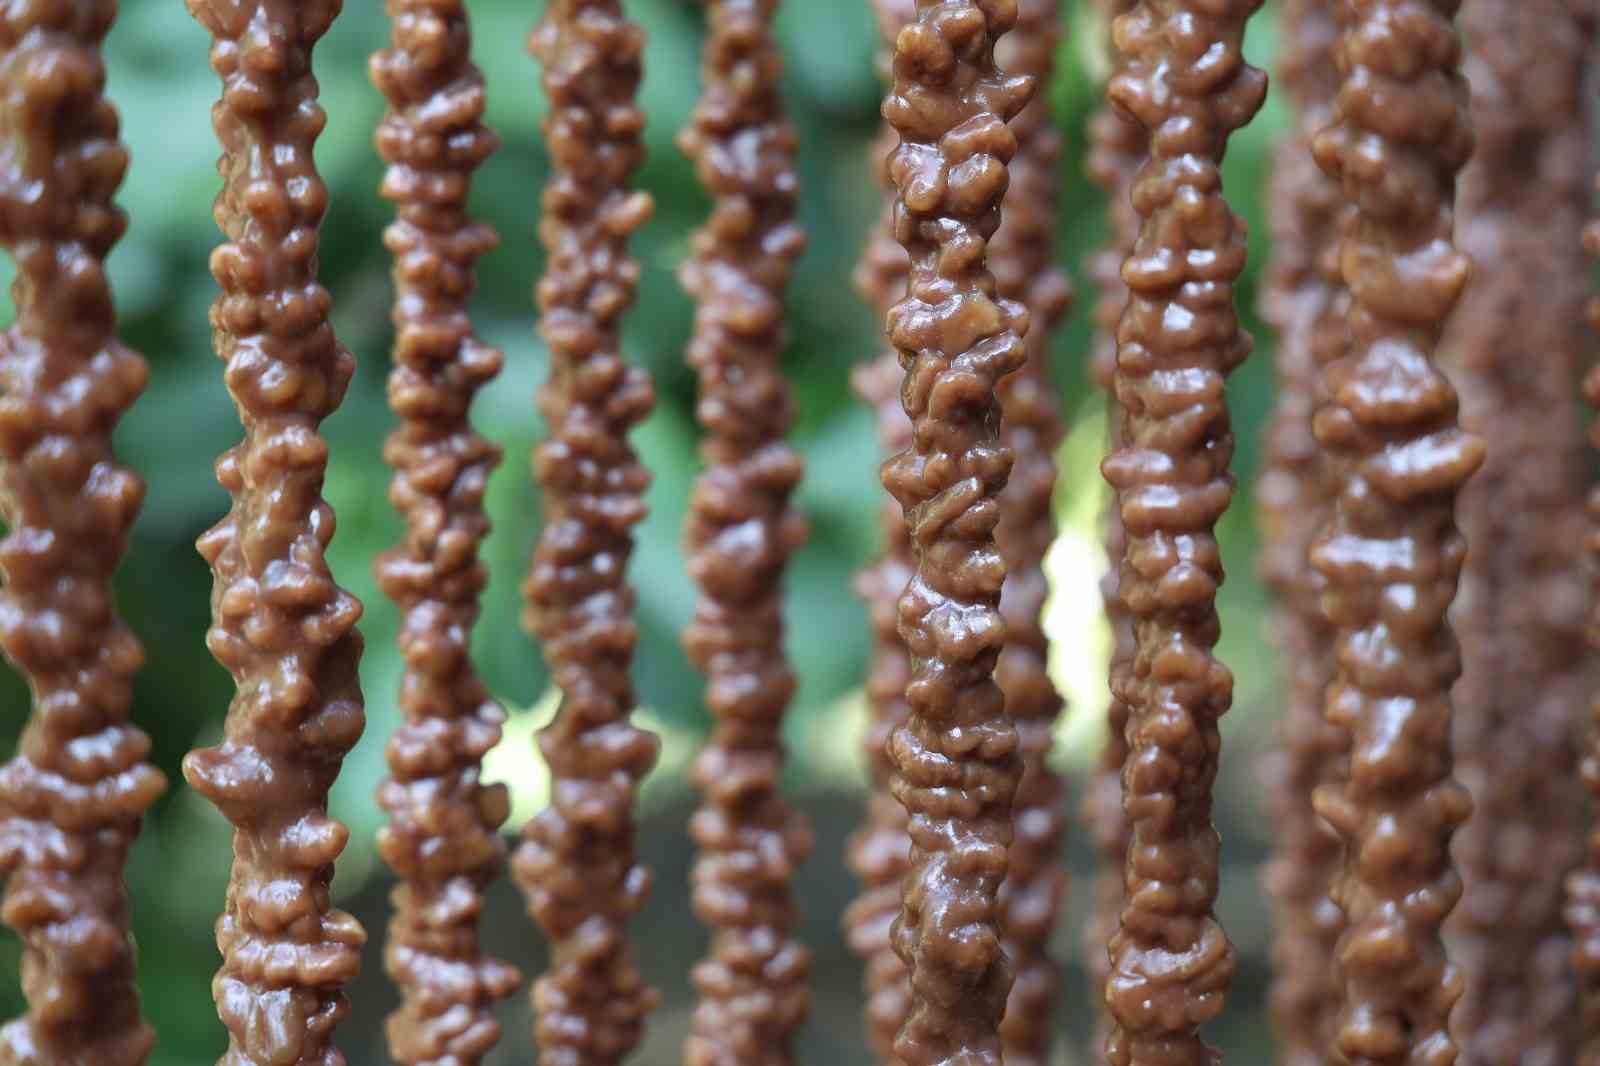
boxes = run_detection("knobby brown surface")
[180,0,370,1063]
[512,2,660,1064]
[1255,0,1345,1061]
[988,2,1070,1063]
[1079,0,1143,1047]
[1309,0,1482,1062]
[677,1,813,1062]
[878,2,1032,1061]
[0,1,165,1062]
[842,0,914,1058]
[369,0,520,1062]
[1099,2,1263,1063]
[1441,0,1591,1061]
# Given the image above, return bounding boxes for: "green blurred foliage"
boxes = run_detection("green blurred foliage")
[0,0,1295,1062]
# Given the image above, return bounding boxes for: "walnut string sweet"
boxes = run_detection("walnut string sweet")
[676,1,813,1062]
[877,2,1032,1062]
[179,0,369,1063]
[0,2,165,1063]
[1569,3,1600,1055]
[842,0,915,1057]
[511,3,660,1064]
[1099,1,1265,1063]
[987,2,1070,1063]
[1254,0,1346,1061]
[1440,0,1591,1060]
[368,2,520,1062]
[1307,1,1482,1063]
[1079,0,1144,1045]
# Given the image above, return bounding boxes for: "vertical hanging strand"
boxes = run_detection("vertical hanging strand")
[513,2,660,1064]
[1569,10,1600,1057]
[1079,0,1144,1046]
[843,0,915,1057]
[1308,1,1481,1063]
[1100,2,1263,1064]
[181,0,369,1063]
[0,1,165,1062]
[1255,0,1345,1061]
[879,3,1032,1062]
[369,1,520,1062]
[677,1,812,1062]
[988,2,1070,1063]
[1441,0,1592,1060]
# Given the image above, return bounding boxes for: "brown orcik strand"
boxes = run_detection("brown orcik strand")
[0,1,165,1062]
[1101,1,1264,1063]
[1255,0,1345,1061]
[1570,11,1600,1059]
[1442,0,1591,1061]
[988,1,1070,1063]
[180,0,369,1063]
[1308,0,1482,1062]
[1080,0,1143,1045]
[842,0,914,1057]
[676,0,813,1062]
[512,2,660,1064]
[877,2,1031,1062]
[369,1,520,1062]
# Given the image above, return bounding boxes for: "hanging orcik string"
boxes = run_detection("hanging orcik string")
[369,1,519,1062]
[0,0,165,1062]
[1439,0,1590,1059]
[877,1,1032,1062]
[180,1,369,1063]
[1308,0,1481,1062]
[987,2,1071,1061]
[1079,0,1144,1048]
[1099,1,1263,1063]
[677,0,813,1061]
[843,2,915,1059]
[512,2,660,1063]
[1257,0,1345,1060]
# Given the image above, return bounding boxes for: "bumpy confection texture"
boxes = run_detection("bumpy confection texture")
[676,1,813,1062]
[988,2,1071,1064]
[1308,1,1483,1063]
[512,3,661,1064]
[1255,1,1346,1062]
[1571,4,1600,1058]
[0,2,165,1063]
[180,0,370,1063]
[1099,3,1264,1064]
[878,3,1033,1062]
[1440,1,1591,1062]
[1079,1,1144,1048]
[842,1,915,1058]
[369,2,520,1062]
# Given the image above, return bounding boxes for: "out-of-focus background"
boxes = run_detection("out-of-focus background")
[0,0,1295,1062]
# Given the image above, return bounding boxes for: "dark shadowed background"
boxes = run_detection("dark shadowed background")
[0,0,1296,1062]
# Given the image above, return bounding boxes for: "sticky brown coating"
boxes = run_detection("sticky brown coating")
[369,2,520,1062]
[1307,1,1482,1062]
[180,0,370,1063]
[0,2,165,1062]
[1079,2,1144,1047]
[1440,0,1590,1061]
[512,3,660,1064]
[676,1,813,1062]
[988,2,1070,1063]
[878,3,1032,1062]
[842,2,915,1058]
[1099,2,1263,1063]
[1255,0,1345,1061]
